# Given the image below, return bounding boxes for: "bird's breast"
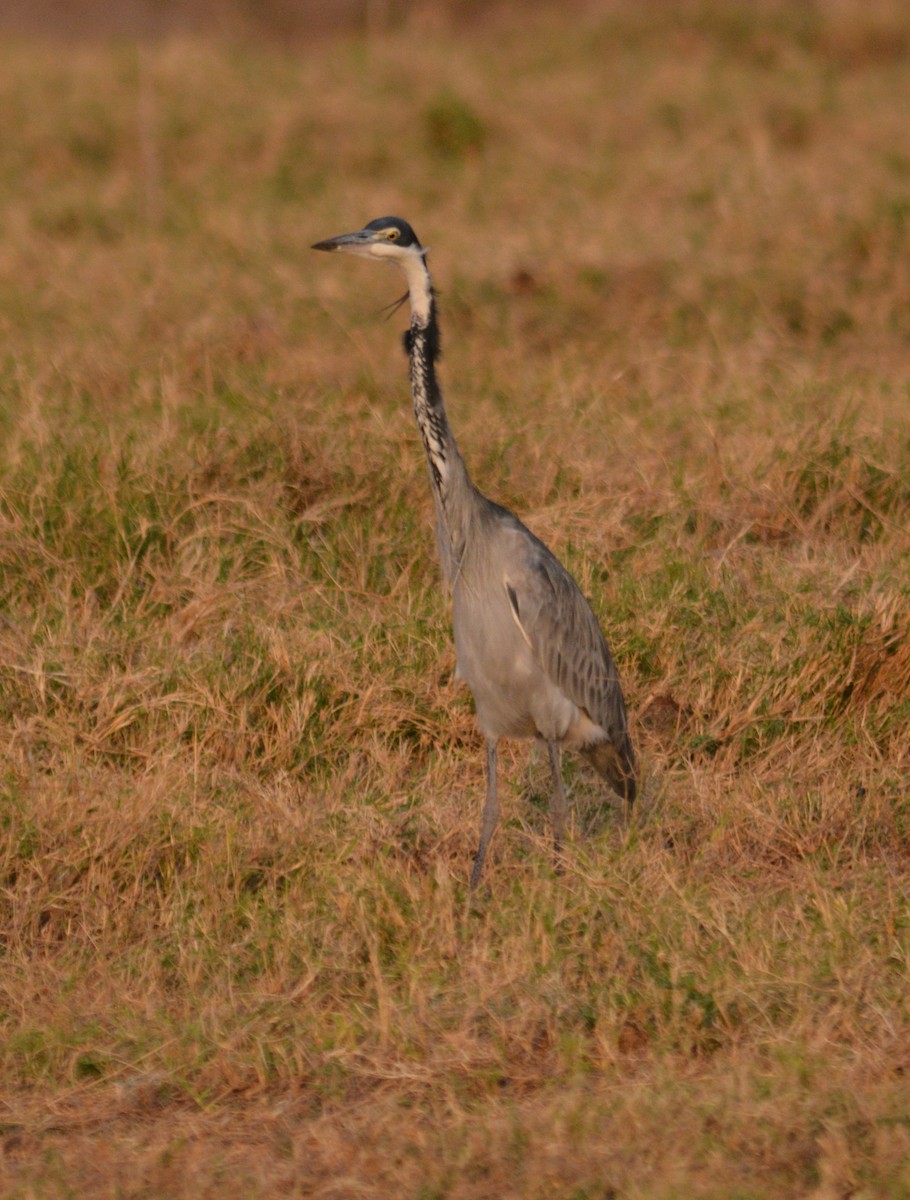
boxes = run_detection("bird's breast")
[451,574,575,743]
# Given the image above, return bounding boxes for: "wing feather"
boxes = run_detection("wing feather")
[502,524,636,800]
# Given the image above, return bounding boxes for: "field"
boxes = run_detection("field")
[1,3,910,1196]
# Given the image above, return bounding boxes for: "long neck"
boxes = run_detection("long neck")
[401,254,474,582]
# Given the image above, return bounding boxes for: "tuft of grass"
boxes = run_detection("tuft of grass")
[423,89,488,161]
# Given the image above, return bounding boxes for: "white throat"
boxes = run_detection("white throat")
[401,252,432,325]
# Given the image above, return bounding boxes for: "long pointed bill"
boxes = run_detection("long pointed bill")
[311,230,375,254]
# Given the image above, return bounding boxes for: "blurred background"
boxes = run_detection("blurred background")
[2,0,563,38]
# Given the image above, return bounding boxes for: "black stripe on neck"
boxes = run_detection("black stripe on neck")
[402,293,441,362]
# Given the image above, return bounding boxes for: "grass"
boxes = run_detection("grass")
[1,2,910,1195]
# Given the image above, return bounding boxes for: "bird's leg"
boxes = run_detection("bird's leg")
[471,738,499,889]
[546,741,567,862]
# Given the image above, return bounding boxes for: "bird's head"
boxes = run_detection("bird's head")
[311,216,425,265]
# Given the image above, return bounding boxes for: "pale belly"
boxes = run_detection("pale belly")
[453,587,581,744]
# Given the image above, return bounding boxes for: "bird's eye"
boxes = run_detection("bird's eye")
[385,228,400,241]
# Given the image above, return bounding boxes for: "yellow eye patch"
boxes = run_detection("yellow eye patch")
[385,228,400,240]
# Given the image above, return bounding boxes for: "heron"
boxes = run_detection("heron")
[313,216,636,886]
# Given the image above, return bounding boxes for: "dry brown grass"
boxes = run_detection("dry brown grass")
[1,3,910,1196]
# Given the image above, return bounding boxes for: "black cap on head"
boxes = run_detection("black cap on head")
[362,216,422,248]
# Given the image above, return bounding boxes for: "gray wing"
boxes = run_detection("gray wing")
[503,522,637,800]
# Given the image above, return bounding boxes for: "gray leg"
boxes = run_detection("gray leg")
[546,741,567,858]
[471,738,499,889]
